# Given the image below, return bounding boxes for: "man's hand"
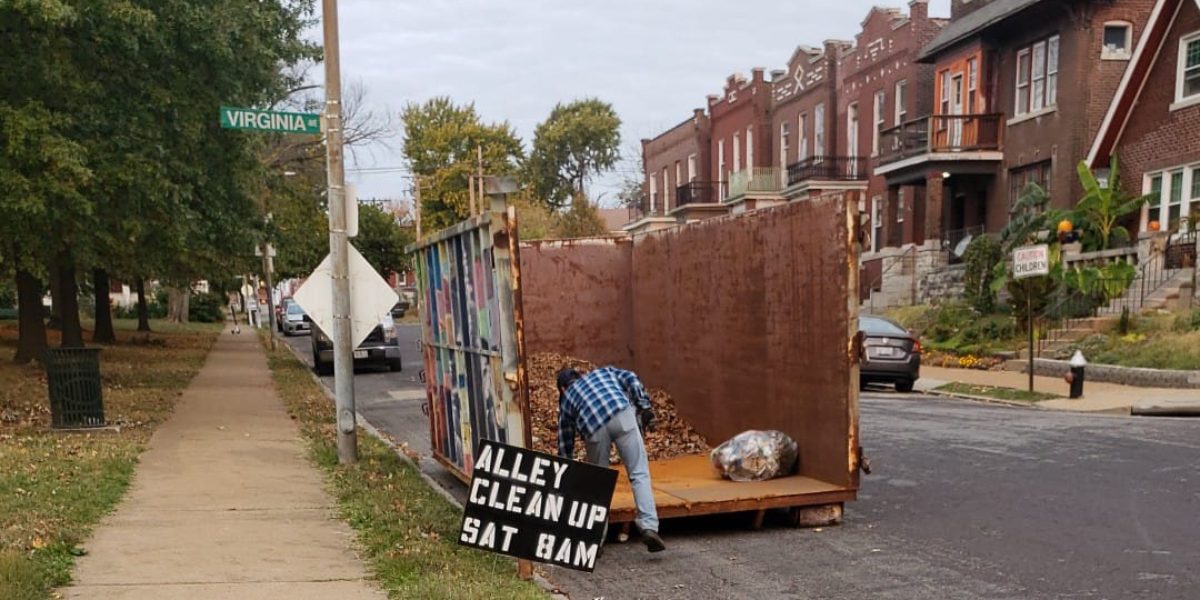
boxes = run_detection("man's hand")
[637,408,655,432]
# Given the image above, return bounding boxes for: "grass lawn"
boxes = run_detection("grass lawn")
[935,382,1061,403]
[0,319,221,600]
[262,338,546,600]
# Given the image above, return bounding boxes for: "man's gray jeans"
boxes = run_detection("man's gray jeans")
[585,406,659,533]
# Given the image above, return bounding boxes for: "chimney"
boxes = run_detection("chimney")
[752,68,765,84]
[770,69,786,82]
[951,0,992,20]
[908,0,927,22]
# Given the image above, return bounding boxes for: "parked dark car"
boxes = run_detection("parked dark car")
[308,316,402,375]
[859,315,921,392]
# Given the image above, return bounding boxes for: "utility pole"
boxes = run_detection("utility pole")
[261,242,277,351]
[414,177,423,239]
[321,0,357,463]
[476,144,485,215]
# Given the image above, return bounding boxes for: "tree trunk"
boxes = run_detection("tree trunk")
[46,261,61,330]
[56,255,84,348]
[92,268,116,344]
[135,277,151,332]
[14,269,47,364]
[166,286,190,323]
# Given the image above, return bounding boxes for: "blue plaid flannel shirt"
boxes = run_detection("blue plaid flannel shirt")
[558,367,652,459]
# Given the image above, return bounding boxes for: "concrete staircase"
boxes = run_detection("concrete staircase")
[862,251,917,312]
[1035,265,1194,357]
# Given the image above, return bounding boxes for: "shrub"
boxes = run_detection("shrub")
[1173,309,1200,333]
[188,292,225,323]
[962,235,1003,313]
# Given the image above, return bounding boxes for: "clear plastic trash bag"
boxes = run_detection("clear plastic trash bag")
[709,430,799,482]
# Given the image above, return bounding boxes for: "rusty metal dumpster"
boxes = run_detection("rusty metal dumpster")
[412,191,862,525]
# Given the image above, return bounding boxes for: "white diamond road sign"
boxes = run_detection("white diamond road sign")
[1013,244,1050,280]
[292,245,399,348]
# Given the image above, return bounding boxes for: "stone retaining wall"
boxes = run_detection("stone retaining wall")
[1010,358,1200,389]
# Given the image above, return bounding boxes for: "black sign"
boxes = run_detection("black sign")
[458,439,617,572]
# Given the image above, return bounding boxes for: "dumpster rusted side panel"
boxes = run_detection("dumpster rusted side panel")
[631,194,858,488]
[518,238,635,368]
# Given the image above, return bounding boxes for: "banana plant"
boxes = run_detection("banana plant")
[1074,157,1152,251]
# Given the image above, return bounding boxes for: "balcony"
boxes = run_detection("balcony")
[786,156,868,187]
[877,114,1004,173]
[676,181,724,207]
[727,168,782,200]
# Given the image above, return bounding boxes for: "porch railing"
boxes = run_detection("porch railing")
[726,168,780,199]
[675,181,725,207]
[879,114,1003,166]
[786,156,867,186]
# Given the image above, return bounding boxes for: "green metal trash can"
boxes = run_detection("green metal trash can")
[45,348,105,429]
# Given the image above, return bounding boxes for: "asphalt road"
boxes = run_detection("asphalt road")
[283,325,1200,600]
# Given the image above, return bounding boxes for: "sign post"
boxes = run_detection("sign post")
[1013,244,1050,392]
[459,440,617,573]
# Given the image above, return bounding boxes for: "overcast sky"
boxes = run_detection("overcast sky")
[330,0,952,206]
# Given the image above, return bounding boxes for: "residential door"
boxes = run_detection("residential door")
[949,74,964,148]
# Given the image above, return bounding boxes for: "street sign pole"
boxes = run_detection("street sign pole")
[261,243,278,351]
[322,0,357,464]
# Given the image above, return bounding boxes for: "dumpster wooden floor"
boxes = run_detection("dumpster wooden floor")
[607,454,856,523]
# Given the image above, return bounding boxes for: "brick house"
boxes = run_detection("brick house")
[628,109,711,234]
[841,1,945,259]
[1090,0,1200,238]
[708,69,775,215]
[864,0,1155,309]
[771,39,862,203]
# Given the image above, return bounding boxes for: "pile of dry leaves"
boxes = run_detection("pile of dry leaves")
[527,352,709,463]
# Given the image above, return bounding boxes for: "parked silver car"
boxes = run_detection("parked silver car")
[859,315,921,392]
[281,302,310,336]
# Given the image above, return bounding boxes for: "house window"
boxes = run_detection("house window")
[717,140,726,198]
[1016,35,1059,116]
[799,113,809,161]
[814,103,825,159]
[674,161,682,196]
[940,70,951,115]
[897,189,905,223]
[895,80,908,124]
[746,126,754,171]
[663,167,671,209]
[780,122,790,185]
[1177,32,1200,105]
[1144,166,1200,231]
[733,133,741,172]
[1008,161,1052,214]
[871,196,883,254]
[1103,22,1132,60]
[873,90,886,156]
[687,154,696,182]
[649,173,657,213]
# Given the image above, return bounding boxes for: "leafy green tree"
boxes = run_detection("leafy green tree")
[1073,158,1150,251]
[401,97,523,230]
[525,99,622,208]
[962,235,1003,314]
[554,194,609,238]
[355,203,414,279]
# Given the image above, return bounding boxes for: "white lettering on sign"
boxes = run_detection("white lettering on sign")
[1013,244,1050,280]
[222,108,313,132]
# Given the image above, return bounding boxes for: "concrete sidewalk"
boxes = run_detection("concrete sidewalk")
[918,365,1199,413]
[63,328,385,600]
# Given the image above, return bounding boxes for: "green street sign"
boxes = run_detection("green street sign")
[219,106,321,134]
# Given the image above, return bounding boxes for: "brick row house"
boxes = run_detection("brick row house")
[630,0,1187,309]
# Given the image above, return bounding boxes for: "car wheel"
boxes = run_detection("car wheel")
[895,379,915,393]
[388,357,403,372]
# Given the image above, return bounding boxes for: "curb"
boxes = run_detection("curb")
[276,339,570,600]
[924,388,1043,409]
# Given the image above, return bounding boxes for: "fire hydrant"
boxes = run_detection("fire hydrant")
[1064,350,1087,399]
